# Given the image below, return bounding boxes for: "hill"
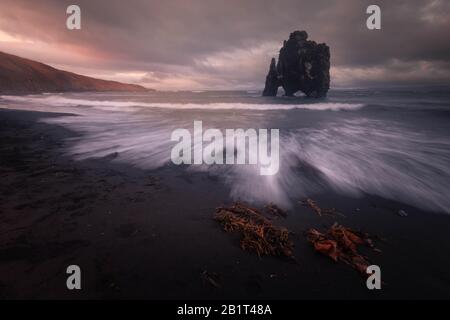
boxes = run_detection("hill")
[0,51,152,94]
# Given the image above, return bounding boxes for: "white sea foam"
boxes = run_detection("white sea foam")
[42,110,450,213]
[1,93,449,213]
[0,94,364,111]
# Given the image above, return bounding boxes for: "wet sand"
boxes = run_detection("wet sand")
[1,107,450,299]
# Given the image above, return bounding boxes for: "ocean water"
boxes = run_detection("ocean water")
[1,87,450,213]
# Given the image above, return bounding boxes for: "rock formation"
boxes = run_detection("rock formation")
[262,30,330,98]
[262,58,279,96]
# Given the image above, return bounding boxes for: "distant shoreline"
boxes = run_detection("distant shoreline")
[0,51,155,94]
[0,89,157,96]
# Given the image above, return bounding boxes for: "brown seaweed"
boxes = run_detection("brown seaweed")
[214,203,294,259]
[265,202,287,218]
[300,198,341,217]
[306,223,379,274]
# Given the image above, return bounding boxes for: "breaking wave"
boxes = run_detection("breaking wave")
[2,91,449,214]
[1,94,364,111]
[40,111,450,214]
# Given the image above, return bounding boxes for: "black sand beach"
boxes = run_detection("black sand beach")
[1,107,450,299]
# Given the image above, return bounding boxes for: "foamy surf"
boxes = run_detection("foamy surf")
[1,90,449,214]
[40,111,450,214]
[1,95,365,111]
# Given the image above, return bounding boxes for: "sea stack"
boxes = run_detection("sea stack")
[262,30,330,98]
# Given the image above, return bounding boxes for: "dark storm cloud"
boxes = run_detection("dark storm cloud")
[0,0,449,89]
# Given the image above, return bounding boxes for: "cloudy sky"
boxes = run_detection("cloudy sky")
[0,0,449,90]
